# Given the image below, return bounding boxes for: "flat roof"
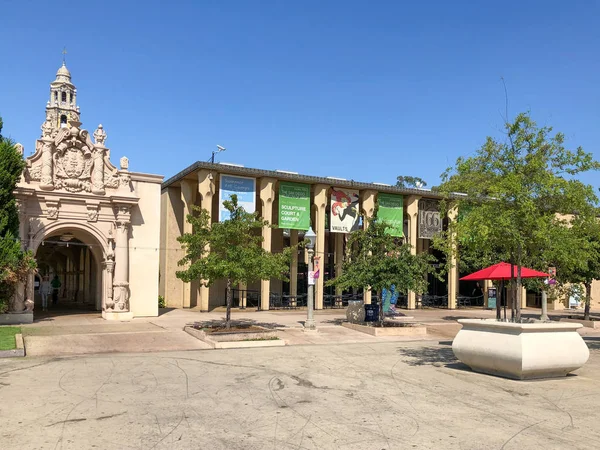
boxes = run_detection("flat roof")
[162,161,444,198]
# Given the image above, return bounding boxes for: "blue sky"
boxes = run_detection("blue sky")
[1,1,599,188]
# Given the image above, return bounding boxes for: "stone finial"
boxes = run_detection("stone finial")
[93,124,107,145]
[15,143,24,156]
[120,156,129,171]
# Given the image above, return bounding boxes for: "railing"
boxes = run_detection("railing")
[268,293,308,310]
[324,293,364,308]
[231,289,261,309]
[457,295,485,308]
[418,294,448,308]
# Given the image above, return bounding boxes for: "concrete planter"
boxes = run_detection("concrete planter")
[342,321,427,336]
[0,312,33,325]
[184,326,285,349]
[452,319,589,380]
[0,334,25,358]
[560,317,600,329]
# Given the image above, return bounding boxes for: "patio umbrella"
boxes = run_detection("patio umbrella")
[460,262,549,321]
[460,262,549,281]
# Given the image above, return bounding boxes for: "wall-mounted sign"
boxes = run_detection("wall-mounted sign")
[377,193,404,237]
[418,199,442,239]
[219,175,256,221]
[330,188,360,233]
[278,182,310,230]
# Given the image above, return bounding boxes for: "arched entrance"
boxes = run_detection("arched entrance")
[31,225,107,315]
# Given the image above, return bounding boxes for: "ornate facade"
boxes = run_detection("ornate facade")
[13,63,163,320]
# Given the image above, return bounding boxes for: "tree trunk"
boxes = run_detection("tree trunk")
[226,278,232,329]
[585,282,592,321]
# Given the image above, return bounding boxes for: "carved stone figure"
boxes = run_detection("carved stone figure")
[120,156,129,170]
[93,124,107,145]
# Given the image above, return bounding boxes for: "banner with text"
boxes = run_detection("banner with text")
[377,193,404,237]
[219,174,256,221]
[279,182,310,230]
[330,188,360,233]
[418,199,442,239]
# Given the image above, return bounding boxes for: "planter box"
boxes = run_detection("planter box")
[0,312,33,325]
[453,319,589,380]
[560,317,600,329]
[184,326,285,349]
[0,333,25,358]
[342,321,427,337]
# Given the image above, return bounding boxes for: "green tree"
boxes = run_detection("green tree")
[436,112,600,321]
[396,176,427,189]
[176,195,294,328]
[0,116,36,312]
[326,214,438,321]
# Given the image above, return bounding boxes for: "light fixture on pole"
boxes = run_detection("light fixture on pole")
[212,145,226,164]
[304,226,317,331]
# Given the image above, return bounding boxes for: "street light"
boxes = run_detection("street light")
[305,226,317,331]
[211,145,226,163]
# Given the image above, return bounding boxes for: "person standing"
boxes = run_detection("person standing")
[51,275,61,305]
[40,276,51,311]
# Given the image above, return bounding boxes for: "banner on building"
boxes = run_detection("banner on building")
[377,193,404,237]
[278,182,310,230]
[330,188,360,233]
[219,175,256,221]
[418,199,442,239]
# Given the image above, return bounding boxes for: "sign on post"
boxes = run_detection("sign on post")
[308,271,316,286]
[487,287,497,309]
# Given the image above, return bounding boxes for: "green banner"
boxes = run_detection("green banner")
[279,182,310,230]
[378,193,404,237]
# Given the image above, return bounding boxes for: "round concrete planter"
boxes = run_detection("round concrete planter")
[452,319,589,380]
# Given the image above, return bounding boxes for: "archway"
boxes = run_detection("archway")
[32,225,107,315]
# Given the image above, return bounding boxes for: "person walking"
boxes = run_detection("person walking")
[40,276,51,311]
[51,275,61,305]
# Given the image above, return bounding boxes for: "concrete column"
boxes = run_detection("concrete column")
[313,184,328,310]
[483,279,491,308]
[239,283,247,308]
[447,206,458,309]
[161,187,184,308]
[520,285,527,309]
[290,230,298,299]
[85,248,91,303]
[197,170,215,312]
[259,178,276,311]
[406,195,421,309]
[180,179,197,308]
[361,190,377,304]
[104,205,133,320]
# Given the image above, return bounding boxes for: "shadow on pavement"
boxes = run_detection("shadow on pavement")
[396,345,458,366]
[188,318,287,329]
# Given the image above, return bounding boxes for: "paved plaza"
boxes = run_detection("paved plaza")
[2,339,600,449]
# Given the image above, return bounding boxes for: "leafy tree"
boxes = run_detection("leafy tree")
[326,214,438,322]
[436,112,600,321]
[396,176,427,189]
[0,116,36,312]
[176,195,294,328]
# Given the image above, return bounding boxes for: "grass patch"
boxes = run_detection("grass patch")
[242,337,280,341]
[0,327,21,351]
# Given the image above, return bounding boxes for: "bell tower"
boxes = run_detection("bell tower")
[44,55,80,132]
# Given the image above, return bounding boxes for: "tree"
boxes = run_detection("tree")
[396,176,427,189]
[553,216,600,320]
[0,116,36,312]
[326,214,438,322]
[176,195,294,328]
[436,112,600,321]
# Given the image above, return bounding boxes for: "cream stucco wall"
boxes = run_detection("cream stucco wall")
[128,174,163,317]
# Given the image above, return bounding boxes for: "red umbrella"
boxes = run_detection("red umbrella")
[460,262,549,281]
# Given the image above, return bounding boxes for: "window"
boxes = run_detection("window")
[54,92,58,102]
[61,92,67,102]
[60,115,67,127]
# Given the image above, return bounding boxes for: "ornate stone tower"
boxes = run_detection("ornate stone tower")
[44,62,80,131]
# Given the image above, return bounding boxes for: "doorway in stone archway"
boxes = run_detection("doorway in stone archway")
[34,232,104,317]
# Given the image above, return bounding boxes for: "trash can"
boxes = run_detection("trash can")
[364,304,379,322]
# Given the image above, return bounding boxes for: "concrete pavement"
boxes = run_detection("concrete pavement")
[2,340,600,449]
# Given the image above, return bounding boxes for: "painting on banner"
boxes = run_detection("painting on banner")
[219,174,256,221]
[330,188,360,233]
[377,193,403,237]
[279,182,310,230]
[418,199,442,239]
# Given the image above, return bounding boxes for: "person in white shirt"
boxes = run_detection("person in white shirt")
[40,276,51,311]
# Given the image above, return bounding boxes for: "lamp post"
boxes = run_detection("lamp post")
[305,226,317,331]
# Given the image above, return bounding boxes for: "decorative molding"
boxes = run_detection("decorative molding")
[45,200,60,220]
[86,202,100,222]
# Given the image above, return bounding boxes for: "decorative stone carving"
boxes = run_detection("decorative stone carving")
[112,281,130,311]
[93,124,107,145]
[24,299,34,312]
[15,143,24,156]
[41,120,54,138]
[53,125,94,193]
[39,139,54,190]
[120,156,129,170]
[45,200,60,220]
[86,203,99,222]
